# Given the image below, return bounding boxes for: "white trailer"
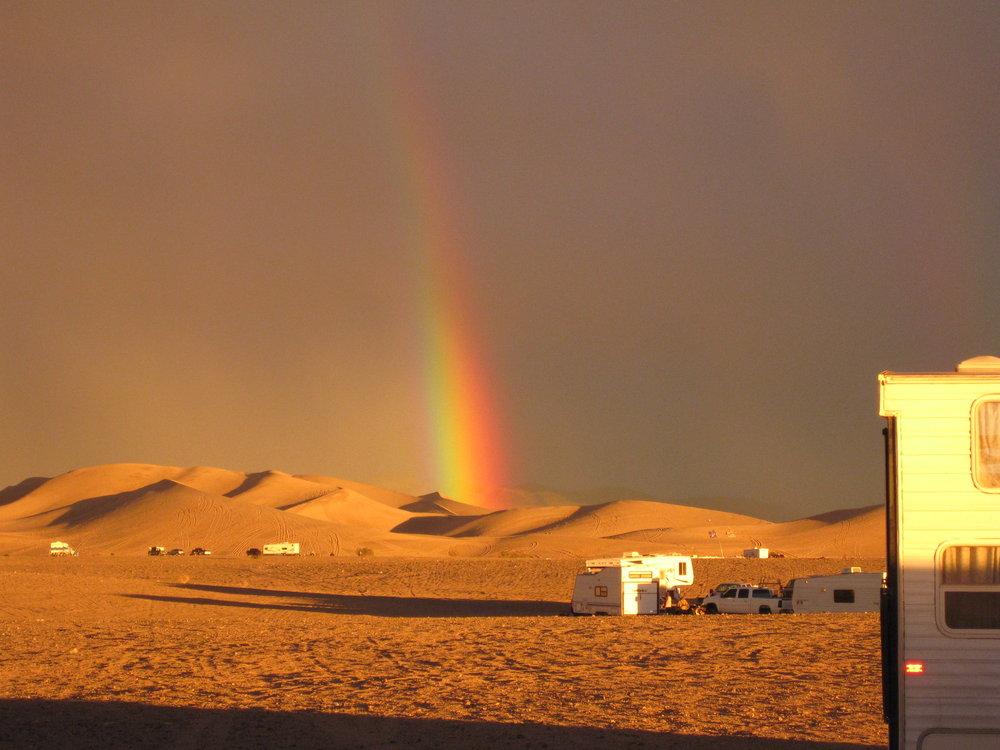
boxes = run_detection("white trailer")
[571,552,694,615]
[880,356,1000,749]
[779,568,883,613]
[262,542,300,556]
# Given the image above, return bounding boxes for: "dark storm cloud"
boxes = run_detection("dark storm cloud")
[1,2,998,518]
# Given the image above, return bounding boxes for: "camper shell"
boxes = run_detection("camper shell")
[880,356,1000,749]
[779,568,884,614]
[571,553,694,615]
[49,541,77,557]
[262,542,300,556]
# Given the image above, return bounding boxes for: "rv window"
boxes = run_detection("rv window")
[678,562,687,576]
[974,400,1000,489]
[594,586,608,598]
[833,589,855,603]
[940,545,1000,630]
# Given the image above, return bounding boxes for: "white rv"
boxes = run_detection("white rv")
[880,356,1000,749]
[779,568,883,614]
[262,542,300,556]
[571,553,694,615]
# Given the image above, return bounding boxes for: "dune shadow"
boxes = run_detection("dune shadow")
[0,698,883,750]
[0,476,50,508]
[122,582,568,617]
[390,515,474,535]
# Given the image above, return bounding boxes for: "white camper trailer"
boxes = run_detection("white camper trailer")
[262,542,300,556]
[779,568,883,614]
[49,541,77,556]
[571,553,694,615]
[880,356,1000,749]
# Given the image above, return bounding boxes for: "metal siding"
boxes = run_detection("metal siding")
[886,375,1000,749]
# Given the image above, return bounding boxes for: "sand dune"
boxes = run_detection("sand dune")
[284,488,417,530]
[0,463,886,559]
[401,491,494,516]
[295,474,423,509]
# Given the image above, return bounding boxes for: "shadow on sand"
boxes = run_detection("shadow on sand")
[121,582,569,617]
[0,698,883,750]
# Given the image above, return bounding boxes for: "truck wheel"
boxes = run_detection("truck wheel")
[759,606,772,614]
[704,603,718,614]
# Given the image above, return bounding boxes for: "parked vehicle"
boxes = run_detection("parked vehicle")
[147,546,166,556]
[262,542,300,556]
[189,548,211,555]
[49,541,78,557]
[166,548,184,556]
[571,552,694,615]
[880,356,1000,749]
[701,584,781,614]
[778,568,884,614]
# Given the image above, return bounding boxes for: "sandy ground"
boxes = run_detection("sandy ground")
[0,557,887,749]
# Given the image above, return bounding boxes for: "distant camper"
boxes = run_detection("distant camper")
[779,568,884,614]
[262,542,300,556]
[880,356,1000,749]
[49,541,77,557]
[743,547,769,558]
[571,552,694,615]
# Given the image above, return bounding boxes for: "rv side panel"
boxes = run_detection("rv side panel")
[881,368,1000,750]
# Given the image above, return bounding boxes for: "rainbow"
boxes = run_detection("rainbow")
[366,12,507,509]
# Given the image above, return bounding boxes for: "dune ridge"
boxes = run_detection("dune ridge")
[0,463,884,558]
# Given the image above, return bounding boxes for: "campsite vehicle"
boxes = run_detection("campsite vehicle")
[709,582,751,596]
[189,548,211,555]
[166,548,184,555]
[743,547,769,558]
[701,584,781,614]
[49,541,77,556]
[571,553,694,615]
[262,542,300,556]
[147,546,166,556]
[880,356,1000,749]
[778,568,884,614]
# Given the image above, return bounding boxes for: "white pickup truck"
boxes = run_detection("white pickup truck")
[701,584,782,614]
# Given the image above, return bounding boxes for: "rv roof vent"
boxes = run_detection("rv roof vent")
[842,566,862,574]
[957,356,1000,374]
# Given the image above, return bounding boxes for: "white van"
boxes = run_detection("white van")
[880,356,1000,749]
[571,553,694,615]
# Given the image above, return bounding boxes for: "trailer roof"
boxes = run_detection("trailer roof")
[881,355,1000,380]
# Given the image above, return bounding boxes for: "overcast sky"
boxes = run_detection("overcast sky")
[2,1,998,519]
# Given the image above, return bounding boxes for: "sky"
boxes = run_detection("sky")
[2,1,999,520]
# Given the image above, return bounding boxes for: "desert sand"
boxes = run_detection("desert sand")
[0,464,888,748]
[1,556,886,749]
